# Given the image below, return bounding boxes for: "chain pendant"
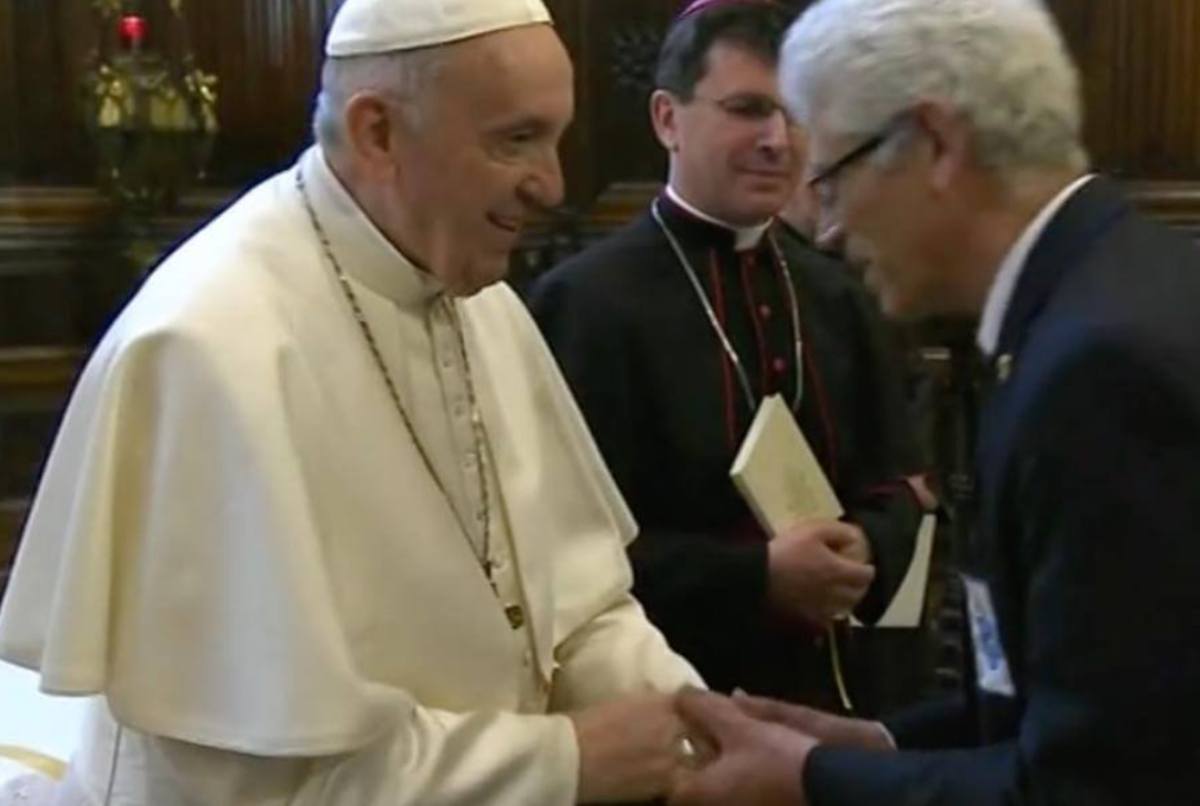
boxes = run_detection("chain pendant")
[296,165,497,592]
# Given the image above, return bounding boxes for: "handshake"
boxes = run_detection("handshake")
[570,686,895,805]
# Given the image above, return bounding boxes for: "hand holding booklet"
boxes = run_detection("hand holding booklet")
[729,394,859,709]
[729,394,934,629]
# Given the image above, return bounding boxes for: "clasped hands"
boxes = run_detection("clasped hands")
[571,517,878,804]
[571,688,894,805]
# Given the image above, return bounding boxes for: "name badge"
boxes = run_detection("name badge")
[963,574,1016,697]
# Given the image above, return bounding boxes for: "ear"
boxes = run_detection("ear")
[649,89,682,152]
[911,100,971,193]
[342,91,403,175]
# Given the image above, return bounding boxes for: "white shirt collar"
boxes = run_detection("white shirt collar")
[976,174,1095,356]
[665,184,771,252]
[303,146,443,310]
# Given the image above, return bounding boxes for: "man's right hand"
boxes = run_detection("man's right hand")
[766,520,874,625]
[668,688,816,806]
[569,693,689,804]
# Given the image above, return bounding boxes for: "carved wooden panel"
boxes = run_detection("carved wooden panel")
[0,0,338,187]
[1049,1,1200,179]
[547,0,678,204]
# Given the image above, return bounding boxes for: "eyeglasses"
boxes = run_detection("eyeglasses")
[805,124,899,210]
[689,92,795,125]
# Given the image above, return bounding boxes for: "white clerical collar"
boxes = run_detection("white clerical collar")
[976,174,1095,356]
[302,146,443,310]
[665,184,771,251]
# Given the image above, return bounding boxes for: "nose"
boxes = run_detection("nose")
[519,148,566,210]
[758,109,793,153]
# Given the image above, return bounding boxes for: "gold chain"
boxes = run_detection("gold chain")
[295,166,494,586]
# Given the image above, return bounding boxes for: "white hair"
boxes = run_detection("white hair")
[312,47,445,149]
[780,0,1088,174]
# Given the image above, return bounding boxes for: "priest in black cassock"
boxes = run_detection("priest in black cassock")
[526,0,932,713]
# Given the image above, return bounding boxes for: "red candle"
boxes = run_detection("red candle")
[119,14,147,49]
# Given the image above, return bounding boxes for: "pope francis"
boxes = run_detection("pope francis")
[0,0,703,803]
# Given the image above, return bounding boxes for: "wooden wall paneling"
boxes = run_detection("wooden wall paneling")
[0,346,82,498]
[0,497,28,596]
[0,345,83,598]
[0,185,236,346]
[1125,179,1200,242]
[1045,1,1200,235]
[1050,0,1200,180]
[0,187,114,347]
[544,0,591,207]
[6,0,95,184]
[567,0,678,206]
[191,0,334,187]
[0,0,18,183]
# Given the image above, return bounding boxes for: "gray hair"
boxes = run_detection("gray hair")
[312,47,446,150]
[780,0,1089,175]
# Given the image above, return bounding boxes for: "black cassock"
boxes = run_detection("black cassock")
[526,194,926,712]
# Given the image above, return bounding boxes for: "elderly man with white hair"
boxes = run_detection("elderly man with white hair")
[669,1,1200,805]
[0,0,707,803]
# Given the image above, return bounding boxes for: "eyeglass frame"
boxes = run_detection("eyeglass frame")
[805,116,910,210]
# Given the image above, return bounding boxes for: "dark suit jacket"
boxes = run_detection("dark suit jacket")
[806,177,1200,804]
[525,196,923,710]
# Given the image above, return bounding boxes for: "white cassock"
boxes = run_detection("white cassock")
[0,146,701,805]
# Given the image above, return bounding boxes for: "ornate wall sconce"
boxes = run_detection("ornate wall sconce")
[82,0,218,214]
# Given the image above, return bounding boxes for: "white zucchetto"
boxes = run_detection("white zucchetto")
[326,0,552,57]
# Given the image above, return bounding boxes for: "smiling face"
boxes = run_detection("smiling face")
[653,41,801,226]
[377,25,574,296]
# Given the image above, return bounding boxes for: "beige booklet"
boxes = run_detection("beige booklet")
[729,393,843,535]
[729,393,933,629]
